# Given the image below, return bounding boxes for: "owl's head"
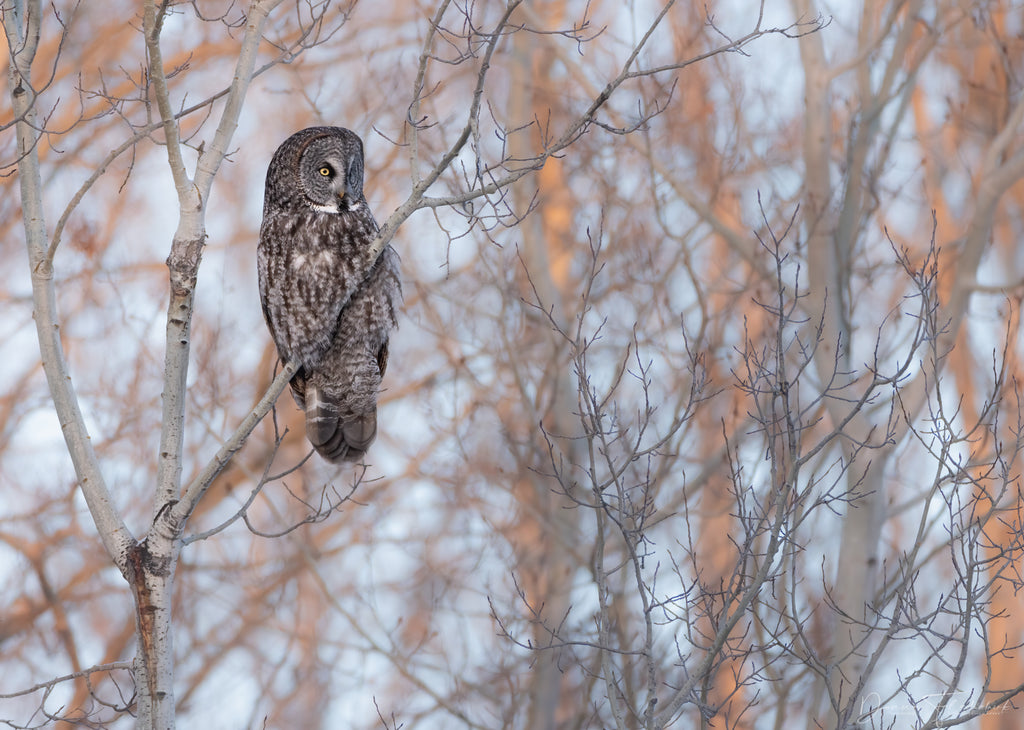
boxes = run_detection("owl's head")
[266,127,366,214]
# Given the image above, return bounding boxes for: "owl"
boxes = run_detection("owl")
[258,126,400,463]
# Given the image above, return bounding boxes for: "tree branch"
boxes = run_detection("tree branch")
[3,0,135,573]
[169,361,297,531]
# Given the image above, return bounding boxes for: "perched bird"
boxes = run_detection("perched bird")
[258,126,400,462]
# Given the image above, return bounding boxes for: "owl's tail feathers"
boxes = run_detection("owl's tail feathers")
[303,382,377,463]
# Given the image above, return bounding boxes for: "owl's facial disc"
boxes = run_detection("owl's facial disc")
[298,135,365,213]
[310,154,364,214]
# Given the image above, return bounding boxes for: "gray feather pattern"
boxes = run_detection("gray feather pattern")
[258,127,401,463]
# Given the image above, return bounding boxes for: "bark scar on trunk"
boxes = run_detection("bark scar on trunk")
[127,540,169,705]
[166,235,206,297]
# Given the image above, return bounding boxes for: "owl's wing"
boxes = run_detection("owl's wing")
[274,241,399,464]
[302,262,397,463]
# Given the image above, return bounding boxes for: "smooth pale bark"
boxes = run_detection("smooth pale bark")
[4,0,136,576]
[134,2,285,725]
[7,1,290,726]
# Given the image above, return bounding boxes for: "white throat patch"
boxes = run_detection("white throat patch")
[309,201,362,214]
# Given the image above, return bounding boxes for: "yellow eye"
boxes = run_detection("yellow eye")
[318,166,332,177]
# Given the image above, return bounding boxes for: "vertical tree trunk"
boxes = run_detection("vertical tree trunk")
[128,542,178,730]
[792,2,888,724]
[508,5,578,726]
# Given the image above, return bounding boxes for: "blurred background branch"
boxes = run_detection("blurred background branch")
[2,1,1024,729]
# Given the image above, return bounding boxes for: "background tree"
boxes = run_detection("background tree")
[3,1,1024,729]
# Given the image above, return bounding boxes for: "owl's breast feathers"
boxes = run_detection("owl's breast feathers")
[258,204,388,366]
[290,248,337,272]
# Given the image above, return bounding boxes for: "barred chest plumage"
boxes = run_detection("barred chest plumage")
[257,126,401,463]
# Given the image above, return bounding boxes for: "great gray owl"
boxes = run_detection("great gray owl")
[258,126,400,463]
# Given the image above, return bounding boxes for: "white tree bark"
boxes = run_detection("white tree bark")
[4,0,136,574]
[131,2,284,726]
[5,1,291,727]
